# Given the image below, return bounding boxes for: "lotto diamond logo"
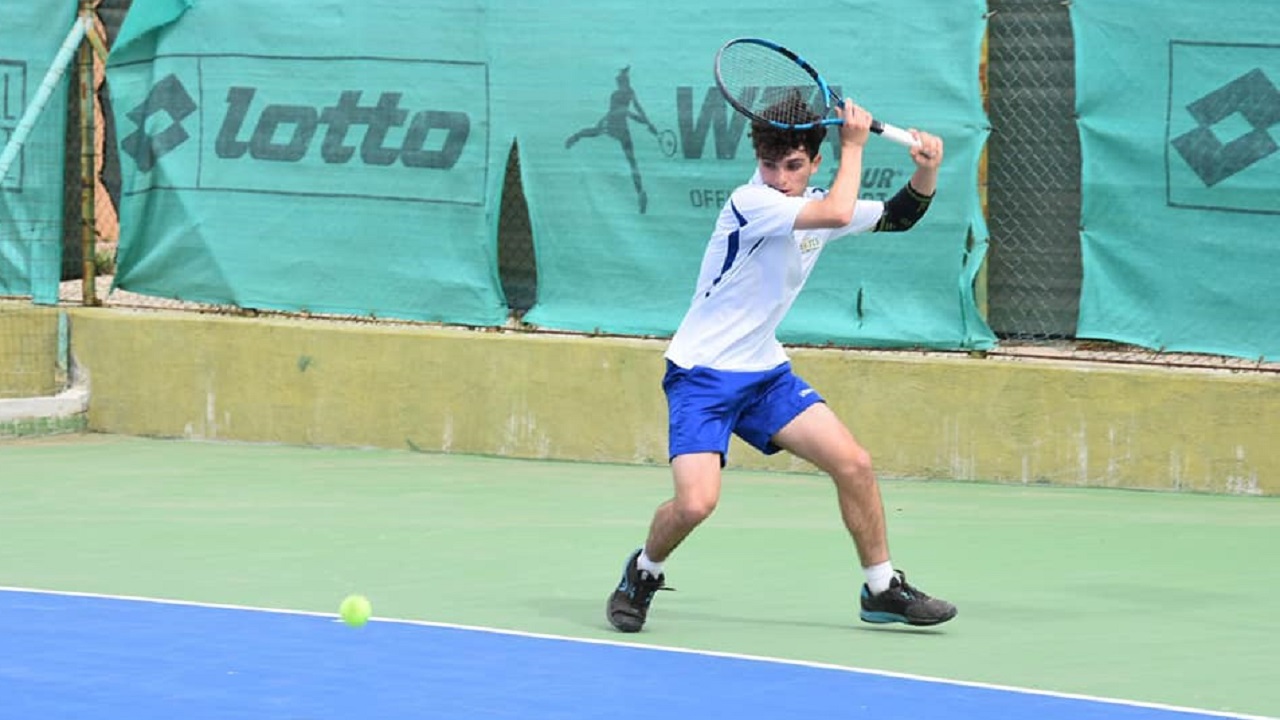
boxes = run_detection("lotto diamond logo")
[121,73,196,172]
[1171,69,1280,186]
[1166,42,1280,214]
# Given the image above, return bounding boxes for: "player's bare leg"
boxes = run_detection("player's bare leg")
[607,452,720,632]
[773,402,957,626]
[771,403,888,566]
[644,452,722,561]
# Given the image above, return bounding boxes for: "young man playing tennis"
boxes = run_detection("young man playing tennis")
[607,96,957,632]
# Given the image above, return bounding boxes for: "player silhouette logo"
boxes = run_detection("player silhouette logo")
[565,66,670,214]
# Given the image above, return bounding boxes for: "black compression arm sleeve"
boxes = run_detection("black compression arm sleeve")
[873,182,934,233]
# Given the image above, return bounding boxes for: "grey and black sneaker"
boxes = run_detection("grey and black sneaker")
[606,548,668,633]
[859,570,957,626]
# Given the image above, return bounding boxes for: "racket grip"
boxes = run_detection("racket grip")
[871,120,920,149]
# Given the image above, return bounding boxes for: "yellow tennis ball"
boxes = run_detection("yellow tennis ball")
[339,594,372,628]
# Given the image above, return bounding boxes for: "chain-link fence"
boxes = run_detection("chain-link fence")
[497,141,536,317]
[985,0,1082,340]
[62,0,118,292]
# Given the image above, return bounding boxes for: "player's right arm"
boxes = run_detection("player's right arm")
[794,100,871,230]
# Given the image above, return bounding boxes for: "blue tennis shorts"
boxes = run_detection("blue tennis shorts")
[663,360,824,464]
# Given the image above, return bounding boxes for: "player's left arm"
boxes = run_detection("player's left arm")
[875,129,943,233]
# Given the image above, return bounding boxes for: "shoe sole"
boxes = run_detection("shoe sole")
[608,616,643,633]
[606,603,644,633]
[860,609,957,627]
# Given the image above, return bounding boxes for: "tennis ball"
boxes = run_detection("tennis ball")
[339,594,372,628]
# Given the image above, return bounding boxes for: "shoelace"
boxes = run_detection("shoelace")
[636,572,676,597]
[891,572,930,601]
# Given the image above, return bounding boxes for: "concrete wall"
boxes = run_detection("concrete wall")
[0,304,59,397]
[67,308,1279,495]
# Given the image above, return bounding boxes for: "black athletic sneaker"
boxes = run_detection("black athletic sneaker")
[606,548,668,633]
[859,570,957,626]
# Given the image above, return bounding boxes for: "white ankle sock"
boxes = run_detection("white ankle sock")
[636,549,664,578]
[864,561,895,595]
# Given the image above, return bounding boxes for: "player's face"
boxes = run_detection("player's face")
[757,148,821,197]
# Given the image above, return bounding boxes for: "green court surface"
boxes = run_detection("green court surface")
[2,434,1277,717]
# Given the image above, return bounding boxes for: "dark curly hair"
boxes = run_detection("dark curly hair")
[749,92,827,162]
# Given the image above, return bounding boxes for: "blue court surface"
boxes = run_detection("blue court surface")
[1,588,1266,720]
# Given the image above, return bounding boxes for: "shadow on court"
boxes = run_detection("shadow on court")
[525,596,946,637]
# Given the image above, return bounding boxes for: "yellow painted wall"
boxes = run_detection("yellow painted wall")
[0,304,59,397]
[68,309,1279,495]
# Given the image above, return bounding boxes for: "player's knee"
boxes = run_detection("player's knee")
[832,447,875,487]
[675,493,718,524]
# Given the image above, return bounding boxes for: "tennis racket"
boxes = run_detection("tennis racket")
[713,37,921,150]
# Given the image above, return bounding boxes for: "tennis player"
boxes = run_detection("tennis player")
[607,95,957,632]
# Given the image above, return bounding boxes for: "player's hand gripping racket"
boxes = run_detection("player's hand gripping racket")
[714,37,922,151]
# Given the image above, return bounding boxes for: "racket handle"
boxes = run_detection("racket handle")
[871,120,920,149]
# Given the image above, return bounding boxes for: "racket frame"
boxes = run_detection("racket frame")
[714,37,920,149]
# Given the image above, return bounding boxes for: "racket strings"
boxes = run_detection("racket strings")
[716,43,827,126]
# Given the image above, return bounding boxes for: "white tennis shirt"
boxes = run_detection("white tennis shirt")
[665,174,884,371]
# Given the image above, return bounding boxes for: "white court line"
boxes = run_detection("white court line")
[0,585,1272,720]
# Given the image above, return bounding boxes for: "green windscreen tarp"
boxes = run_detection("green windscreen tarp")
[107,0,507,326]
[1073,0,1280,361]
[0,0,78,303]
